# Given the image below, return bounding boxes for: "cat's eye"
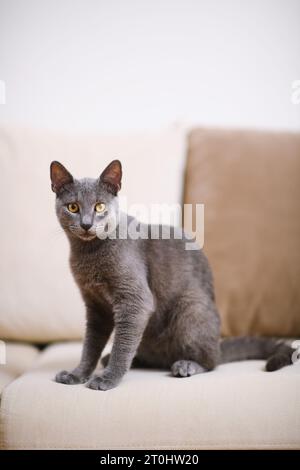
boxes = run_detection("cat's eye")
[95,202,106,213]
[67,203,79,213]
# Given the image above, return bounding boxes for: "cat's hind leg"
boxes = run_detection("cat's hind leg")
[128,289,221,375]
[166,290,221,376]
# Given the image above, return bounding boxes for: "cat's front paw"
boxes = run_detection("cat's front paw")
[86,373,120,391]
[55,370,88,385]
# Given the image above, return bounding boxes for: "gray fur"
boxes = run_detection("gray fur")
[50,160,294,391]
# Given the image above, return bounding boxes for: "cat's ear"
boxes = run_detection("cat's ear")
[100,160,122,195]
[50,161,74,194]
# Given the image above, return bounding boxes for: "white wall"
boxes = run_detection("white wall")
[0,0,299,132]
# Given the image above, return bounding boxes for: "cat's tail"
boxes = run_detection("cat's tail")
[220,336,296,371]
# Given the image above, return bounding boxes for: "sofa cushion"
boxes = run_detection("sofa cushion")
[0,342,299,449]
[184,128,300,337]
[0,125,185,342]
[0,343,39,393]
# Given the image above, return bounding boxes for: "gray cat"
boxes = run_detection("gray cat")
[50,160,294,391]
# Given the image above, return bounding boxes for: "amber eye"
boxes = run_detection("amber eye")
[67,203,79,213]
[95,202,106,213]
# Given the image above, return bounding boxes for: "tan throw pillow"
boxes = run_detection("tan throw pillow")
[184,128,300,337]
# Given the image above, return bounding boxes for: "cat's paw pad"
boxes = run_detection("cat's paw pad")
[171,360,205,377]
[55,370,86,385]
[86,374,118,391]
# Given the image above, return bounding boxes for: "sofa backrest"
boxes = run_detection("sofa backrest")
[0,125,185,342]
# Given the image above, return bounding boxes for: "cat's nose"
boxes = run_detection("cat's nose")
[81,222,92,232]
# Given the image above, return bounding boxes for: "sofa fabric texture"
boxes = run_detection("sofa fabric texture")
[0,342,299,450]
[0,343,39,393]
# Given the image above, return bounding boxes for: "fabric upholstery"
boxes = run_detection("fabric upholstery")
[184,128,300,337]
[0,343,39,393]
[0,342,299,449]
[0,124,185,342]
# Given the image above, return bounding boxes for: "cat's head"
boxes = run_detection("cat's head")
[50,160,122,241]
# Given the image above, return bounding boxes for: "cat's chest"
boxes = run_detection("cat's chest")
[70,252,114,305]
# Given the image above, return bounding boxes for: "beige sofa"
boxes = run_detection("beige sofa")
[0,125,299,449]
